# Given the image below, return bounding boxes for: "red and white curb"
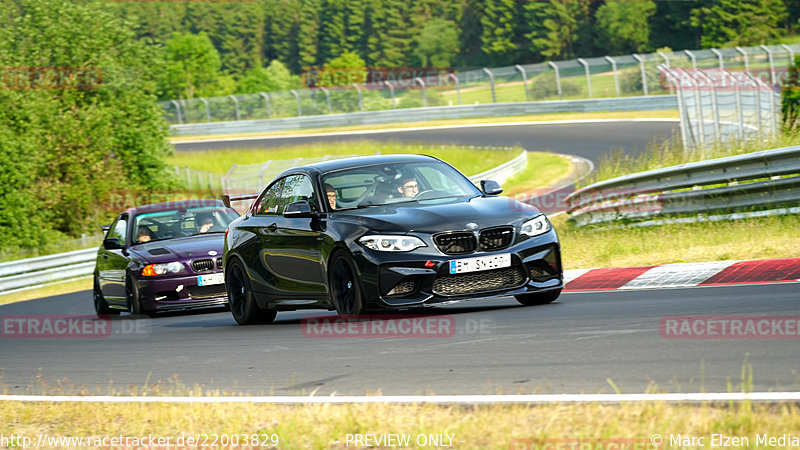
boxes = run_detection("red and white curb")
[563,257,800,292]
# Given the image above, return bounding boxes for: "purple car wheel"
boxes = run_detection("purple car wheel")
[93,276,118,317]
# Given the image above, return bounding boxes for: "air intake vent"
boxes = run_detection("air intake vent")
[433,232,476,255]
[192,258,215,272]
[216,258,223,269]
[479,226,514,251]
[148,248,170,255]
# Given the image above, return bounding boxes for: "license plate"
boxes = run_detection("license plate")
[197,273,224,286]
[449,253,511,274]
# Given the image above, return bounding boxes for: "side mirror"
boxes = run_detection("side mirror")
[103,238,123,250]
[481,180,503,195]
[283,200,314,218]
[100,224,111,232]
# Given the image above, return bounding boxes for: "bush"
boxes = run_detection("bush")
[0,0,178,252]
[528,72,582,99]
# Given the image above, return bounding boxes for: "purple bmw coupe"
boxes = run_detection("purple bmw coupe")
[93,199,240,317]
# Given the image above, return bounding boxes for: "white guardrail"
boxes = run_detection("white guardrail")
[0,151,527,295]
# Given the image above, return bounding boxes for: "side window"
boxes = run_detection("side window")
[255,179,283,215]
[106,215,128,244]
[279,175,318,214]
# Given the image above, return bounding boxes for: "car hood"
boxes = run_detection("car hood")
[129,233,225,264]
[332,196,541,234]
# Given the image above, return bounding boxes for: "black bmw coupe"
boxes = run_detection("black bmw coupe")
[222,154,563,325]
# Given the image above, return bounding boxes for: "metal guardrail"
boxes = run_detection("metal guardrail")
[170,96,677,136]
[0,151,528,294]
[566,145,800,227]
[0,248,97,294]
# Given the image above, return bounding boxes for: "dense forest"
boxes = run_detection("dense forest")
[109,0,800,101]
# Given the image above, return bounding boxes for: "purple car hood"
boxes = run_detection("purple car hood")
[129,233,225,264]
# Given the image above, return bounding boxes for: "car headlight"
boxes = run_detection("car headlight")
[142,261,185,277]
[359,235,426,252]
[520,215,550,237]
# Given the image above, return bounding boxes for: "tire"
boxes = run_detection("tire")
[328,252,364,318]
[93,276,119,317]
[226,259,277,325]
[126,274,154,318]
[514,289,561,306]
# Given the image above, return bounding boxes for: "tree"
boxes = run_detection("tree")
[298,0,321,68]
[595,1,657,54]
[413,18,460,68]
[524,0,590,61]
[237,60,300,94]
[692,0,787,47]
[159,32,222,100]
[480,0,518,66]
[366,0,413,67]
[0,0,176,250]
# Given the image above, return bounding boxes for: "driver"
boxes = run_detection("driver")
[196,213,215,233]
[136,225,154,243]
[397,177,419,198]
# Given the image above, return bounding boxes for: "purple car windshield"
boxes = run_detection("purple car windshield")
[133,208,238,244]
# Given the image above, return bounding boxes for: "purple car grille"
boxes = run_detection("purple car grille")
[191,258,215,272]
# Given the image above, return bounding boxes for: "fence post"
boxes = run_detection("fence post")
[170,100,183,124]
[384,81,396,109]
[711,48,724,69]
[321,87,332,114]
[515,65,529,101]
[290,89,302,116]
[448,74,461,105]
[199,97,211,123]
[658,52,673,94]
[694,71,720,144]
[679,68,705,151]
[684,50,697,69]
[661,66,689,152]
[482,68,496,103]
[725,70,745,142]
[760,45,776,86]
[547,61,562,98]
[735,46,749,73]
[577,58,592,98]
[259,92,272,118]
[633,54,648,96]
[605,56,620,96]
[414,78,427,107]
[781,44,795,67]
[742,72,764,138]
[228,95,240,121]
[352,84,364,111]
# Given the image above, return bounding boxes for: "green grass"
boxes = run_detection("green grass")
[1,370,798,450]
[580,133,800,188]
[169,141,523,177]
[555,213,800,269]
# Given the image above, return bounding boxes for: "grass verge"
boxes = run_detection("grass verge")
[168,110,678,142]
[554,213,800,269]
[0,278,91,307]
[1,396,797,449]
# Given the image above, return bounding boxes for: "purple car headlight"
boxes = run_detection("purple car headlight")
[142,261,185,277]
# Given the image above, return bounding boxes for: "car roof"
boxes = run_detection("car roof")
[126,199,227,216]
[285,154,441,176]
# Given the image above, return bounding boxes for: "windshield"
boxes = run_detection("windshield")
[322,160,481,210]
[132,207,239,244]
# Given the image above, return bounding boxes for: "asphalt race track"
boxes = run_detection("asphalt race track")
[172,120,680,164]
[1,284,797,395]
[3,120,796,395]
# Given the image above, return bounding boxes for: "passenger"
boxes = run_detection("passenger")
[396,177,420,198]
[136,225,154,243]
[325,183,337,210]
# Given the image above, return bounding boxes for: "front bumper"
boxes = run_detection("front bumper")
[135,271,228,311]
[352,230,563,309]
